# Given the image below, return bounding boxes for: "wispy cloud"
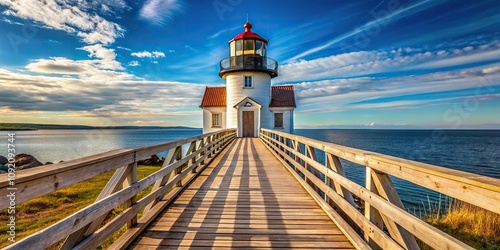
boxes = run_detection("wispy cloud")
[292,68,500,114]
[139,0,182,25]
[276,39,500,83]
[131,50,166,59]
[209,25,240,39]
[116,46,131,51]
[0,0,125,44]
[128,61,140,67]
[25,45,131,80]
[285,0,446,62]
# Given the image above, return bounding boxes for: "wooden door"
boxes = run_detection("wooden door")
[242,111,254,137]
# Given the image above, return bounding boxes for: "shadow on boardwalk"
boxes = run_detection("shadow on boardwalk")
[129,138,354,249]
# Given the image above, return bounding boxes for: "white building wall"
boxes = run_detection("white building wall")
[202,107,226,134]
[226,72,271,129]
[270,108,294,134]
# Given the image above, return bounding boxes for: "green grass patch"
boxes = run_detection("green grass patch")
[0,165,159,249]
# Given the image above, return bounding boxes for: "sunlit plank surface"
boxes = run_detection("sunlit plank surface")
[130,138,354,249]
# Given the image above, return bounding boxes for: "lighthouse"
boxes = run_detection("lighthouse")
[200,22,296,137]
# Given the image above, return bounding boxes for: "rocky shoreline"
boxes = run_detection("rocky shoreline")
[0,154,165,173]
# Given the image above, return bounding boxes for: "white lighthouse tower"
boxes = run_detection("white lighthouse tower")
[200,22,296,137]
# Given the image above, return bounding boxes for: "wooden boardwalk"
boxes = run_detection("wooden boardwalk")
[130,138,355,249]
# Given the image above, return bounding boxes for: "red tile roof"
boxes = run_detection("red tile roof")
[270,85,296,108]
[200,87,226,107]
[200,85,296,108]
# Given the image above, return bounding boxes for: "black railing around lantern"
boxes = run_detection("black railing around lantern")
[219,55,278,78]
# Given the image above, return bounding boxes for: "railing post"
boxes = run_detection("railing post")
[365,168,384,250]
[144,146,182,212]
[371,170,420,249]
[305,145,322,194]
[60,163,134,249]
[325,153,356,207]
[123,161,138,227]
[186,141,197,173]
[198,137,206,166]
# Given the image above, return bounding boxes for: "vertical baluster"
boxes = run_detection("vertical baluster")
[305,145,322,194]
[371,170,420,249]
[325,153,356,206]
[144,146,182,213]
[365,168,384,250]
[123,162,138,227]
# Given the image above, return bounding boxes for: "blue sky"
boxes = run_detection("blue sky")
[0,0,499,129]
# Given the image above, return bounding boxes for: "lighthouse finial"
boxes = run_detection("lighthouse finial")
[246,13,248,23]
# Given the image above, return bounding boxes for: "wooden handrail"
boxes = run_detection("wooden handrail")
[1,129,236,249]
[260,128,499,250]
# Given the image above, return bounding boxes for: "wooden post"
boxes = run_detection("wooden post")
[60,164,133,249]
[187,141,197,173]
[123,161,138,227]
[365,168,384,250]
[305,145,322,194]
[144,146,182,212]
[325,153,356,207]
[371,170,420,249]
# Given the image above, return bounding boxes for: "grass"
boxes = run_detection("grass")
[0,165,160,249]
[421,198,500,250]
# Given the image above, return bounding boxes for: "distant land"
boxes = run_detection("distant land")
[0,123,199,131]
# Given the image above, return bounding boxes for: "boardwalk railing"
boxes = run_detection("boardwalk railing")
[260,128,500,250]
[0,129,236,250]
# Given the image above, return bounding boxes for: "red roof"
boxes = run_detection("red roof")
[230,22,267,43]
[200,87,226,107]
[200,85,296,108]
[270,85,296,108]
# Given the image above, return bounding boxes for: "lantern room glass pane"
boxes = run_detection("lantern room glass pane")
[230,41,235,56]
[256,41,265,56]
[235,40,243,56]
[244,39,254,50]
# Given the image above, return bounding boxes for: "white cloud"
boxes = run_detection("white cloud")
[25,45,130,80]
[292,67,500,114]
[128,61,140,67]
[286,0,445,61]
[276,42,500,83]
[0,0,124,44]
[0,68,205,124]
[25,57,133,80]
[139,0,182,25]
[117,46,131,51]
[131,50,166,59]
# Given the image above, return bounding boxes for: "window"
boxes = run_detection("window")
[244,76,252,88]
[230,41,235,56]
[244,39,255,51]
[211,113,221,127]
[256,41,264,56]
[235,40,243,55]
[274,113,283,128]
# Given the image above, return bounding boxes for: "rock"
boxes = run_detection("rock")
[0,155,8,165]
[0,165,8,174]
[138,155,164,166]
[14,153,43,170]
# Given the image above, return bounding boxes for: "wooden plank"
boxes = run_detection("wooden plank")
[0,151,134,209]
[260,128,500,214]
[110,135,235,249]
[60,164,133,249]
[263,132,475,250]
[262,138,374,250]
[371,170,420,250]
[130,138,355,249]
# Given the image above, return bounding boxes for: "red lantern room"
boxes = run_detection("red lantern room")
[219,22,278,78]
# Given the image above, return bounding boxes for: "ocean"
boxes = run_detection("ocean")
[1,128,498,213]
